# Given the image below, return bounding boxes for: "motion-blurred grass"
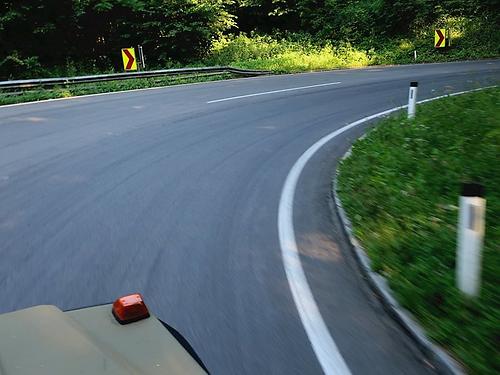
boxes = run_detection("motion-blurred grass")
[337,88,499,374]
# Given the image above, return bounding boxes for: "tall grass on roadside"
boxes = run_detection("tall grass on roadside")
[372,17,500,65]
[206,34,374,72]
[205,19,499,73]
[337,88,500,375]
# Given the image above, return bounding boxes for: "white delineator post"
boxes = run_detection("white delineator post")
[408,81,418,119]
[456,183,486,297]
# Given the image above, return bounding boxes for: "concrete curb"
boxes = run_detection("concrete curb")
[332,145,466,375]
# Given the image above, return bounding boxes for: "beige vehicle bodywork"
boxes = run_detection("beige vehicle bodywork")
[0,304,207,375]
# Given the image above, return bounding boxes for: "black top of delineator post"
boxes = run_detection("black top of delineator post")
[461,182,485,197]
[410,81,418,87]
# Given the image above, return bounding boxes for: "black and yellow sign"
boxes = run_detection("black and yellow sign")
[434,29,447,48]
[121,48,137,71]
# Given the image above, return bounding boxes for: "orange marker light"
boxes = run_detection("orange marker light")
[112,293,150,324]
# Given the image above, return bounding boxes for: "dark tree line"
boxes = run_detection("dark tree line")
[233,0,498,40]
[0,0,497,78]
[0,0,234,77]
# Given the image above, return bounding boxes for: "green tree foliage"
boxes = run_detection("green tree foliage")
[0,0,497,78]
[0,0,233,78]
[295,0,383,42]
[231,0,498,43]
[136,0,235,63]
[0,0,77,71]
[229,0,299,34]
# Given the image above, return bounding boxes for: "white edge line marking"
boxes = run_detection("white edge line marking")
[278,85,495,375]
[207,81,341,103]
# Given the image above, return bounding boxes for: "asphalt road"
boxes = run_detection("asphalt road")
[1,60,498,374]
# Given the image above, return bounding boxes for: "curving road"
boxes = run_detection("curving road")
[1,60,498,374]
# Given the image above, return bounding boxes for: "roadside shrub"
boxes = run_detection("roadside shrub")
[207,34,374,72]
[0,53,44,80]
[373,16,500,65]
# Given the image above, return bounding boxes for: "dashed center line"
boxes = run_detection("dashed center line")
[207,81,341,103]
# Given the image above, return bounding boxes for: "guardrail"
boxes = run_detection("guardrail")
[0,66,270,90]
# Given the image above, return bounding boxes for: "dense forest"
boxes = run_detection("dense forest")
[1,0,499,78]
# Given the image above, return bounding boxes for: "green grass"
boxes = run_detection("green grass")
[0,72,234,106]
[205,26,499,73]
[206,34,374,73]
[336,88,499,374]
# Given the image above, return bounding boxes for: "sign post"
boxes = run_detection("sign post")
[121,48,138,71]
[137,45,146,70]
[456,183,486,297]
